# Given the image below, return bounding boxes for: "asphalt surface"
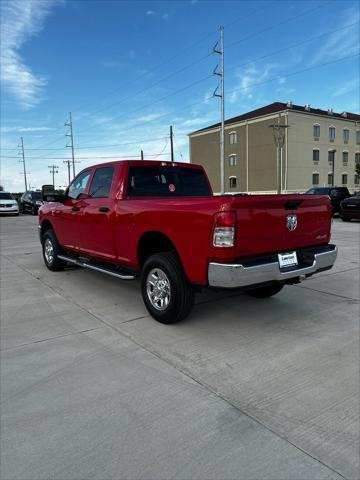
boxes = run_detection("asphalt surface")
[1,215,359,480]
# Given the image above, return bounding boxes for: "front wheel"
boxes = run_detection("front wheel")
[42,229,66,271]
[245,283,284,298]
[141,252,194,324]
[341,216,351,222]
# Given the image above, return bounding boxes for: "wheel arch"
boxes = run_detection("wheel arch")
[137,231,180,268]
[40,219,54,242]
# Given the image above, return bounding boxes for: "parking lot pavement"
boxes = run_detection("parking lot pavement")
[1,215,359,480]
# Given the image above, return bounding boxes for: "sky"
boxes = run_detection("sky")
[0,0,359,192]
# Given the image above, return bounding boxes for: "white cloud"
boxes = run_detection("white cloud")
[0,0,60,109]
[228,63,277,104]
[162,13,169,21]
[1,125,54,133]
[332,79,360,98]
[146,10,155,15]
[310,8,360,66]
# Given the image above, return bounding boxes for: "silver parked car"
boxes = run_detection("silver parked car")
[0,192,19,216]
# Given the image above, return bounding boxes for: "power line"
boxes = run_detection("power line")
[227,1,332,48]
[225,52,360,98]
[226,21,359,74]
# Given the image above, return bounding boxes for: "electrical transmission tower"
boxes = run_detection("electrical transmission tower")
[48,165,59,187]
[19,137,28,191]
[65,112,76,179]
[212,25,225,194]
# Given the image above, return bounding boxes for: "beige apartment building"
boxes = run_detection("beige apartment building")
[189,102,360,193]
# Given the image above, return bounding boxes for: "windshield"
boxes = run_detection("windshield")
[306,188,330,195]
[127,166,211,197]
[0,193,13,200]
[31,192,42,200]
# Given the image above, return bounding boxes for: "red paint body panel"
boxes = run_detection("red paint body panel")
[39,160,333,286]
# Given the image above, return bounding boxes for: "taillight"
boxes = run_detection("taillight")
[212,211,236,247]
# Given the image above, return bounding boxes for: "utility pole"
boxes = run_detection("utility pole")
[65,112,76,179]
[48,165,59,187]
[141,150,144,160]
[170,125,174,162]
[213,26,225,194]
[269,115,288,194]
[19,137,28,191]
[329,149,336,186]
[63,160,71,185]
[63,159,80,185]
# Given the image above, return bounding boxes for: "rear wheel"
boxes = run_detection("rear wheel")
[42,229,66,271]
[245,283,284,298]
[141,252,194,323]
[341,216,351,222]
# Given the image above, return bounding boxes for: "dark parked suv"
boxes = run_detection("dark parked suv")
[20,191,43,215]
[305,187,351,215]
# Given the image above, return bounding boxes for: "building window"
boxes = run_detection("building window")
[354,174,359,185]
[313,124,320,139]
[312,173,319,185]
[229,177,237,189]
[328,150,335,164]
[343,129,349,144]
[329,127,335,142]
[342,174,348,185]
[328,173,333,186]
[228,154,237,166]
[342,151,349,165]
[229,131,237,144]
[313,149,320,163]
[356,130,360,144]
[355,152,360,164]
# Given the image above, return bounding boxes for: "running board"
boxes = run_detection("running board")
[58,255,136,280]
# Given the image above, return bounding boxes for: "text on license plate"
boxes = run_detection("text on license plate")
[278,251,298,268]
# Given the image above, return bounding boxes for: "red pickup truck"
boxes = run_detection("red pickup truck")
[39,160,337,323]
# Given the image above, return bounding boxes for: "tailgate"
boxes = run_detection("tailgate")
[231,194,331,257]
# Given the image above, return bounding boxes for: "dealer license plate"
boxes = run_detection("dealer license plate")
[278,251,298,268]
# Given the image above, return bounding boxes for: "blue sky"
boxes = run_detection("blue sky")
[1,0,359,191]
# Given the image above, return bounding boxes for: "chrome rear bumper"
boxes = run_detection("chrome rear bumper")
[208,245,337,288]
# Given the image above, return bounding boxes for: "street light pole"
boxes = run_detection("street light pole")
[269,115,289,194]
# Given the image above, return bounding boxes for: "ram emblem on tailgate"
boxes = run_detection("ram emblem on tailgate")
[286,214,298,231]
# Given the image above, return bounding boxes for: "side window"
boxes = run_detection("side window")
[68,171,91,199]
[89,167,114,198]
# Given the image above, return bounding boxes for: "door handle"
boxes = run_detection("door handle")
[72,206,80,212]
[99,207,110,213]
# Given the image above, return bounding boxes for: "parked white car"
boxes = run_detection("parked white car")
[0,192,19,215]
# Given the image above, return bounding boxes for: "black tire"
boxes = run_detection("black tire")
[246,283,284,298]
[42,229,66,271]
[341,217,351,222]
[141,252,194,324]
[32,205,36,215]
[20,204,24,214]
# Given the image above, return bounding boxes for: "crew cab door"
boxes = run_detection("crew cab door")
[77,166,116,260]
[55,169,93,250]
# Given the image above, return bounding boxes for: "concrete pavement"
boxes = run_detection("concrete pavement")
[1,215,359,479]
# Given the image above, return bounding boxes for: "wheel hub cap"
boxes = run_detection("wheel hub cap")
[146,268,171,311]
[44,238,54,264]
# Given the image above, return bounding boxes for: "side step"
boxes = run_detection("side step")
[58,255,136,280]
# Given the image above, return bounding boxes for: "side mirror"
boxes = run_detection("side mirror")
[42,185,55,201]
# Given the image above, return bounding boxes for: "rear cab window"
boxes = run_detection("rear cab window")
[127,166,211,197]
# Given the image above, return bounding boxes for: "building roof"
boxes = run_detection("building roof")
[190,102,360,134]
